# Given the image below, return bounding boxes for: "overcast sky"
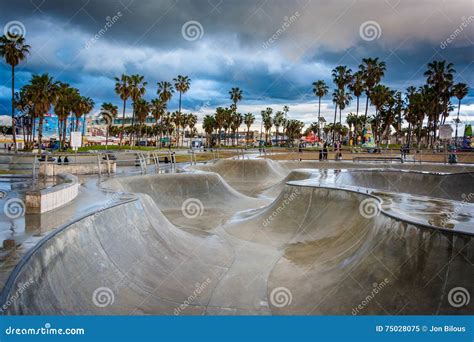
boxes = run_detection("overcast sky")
[1,0,473,130]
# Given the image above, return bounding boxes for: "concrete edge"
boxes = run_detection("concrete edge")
[25,173,80,214]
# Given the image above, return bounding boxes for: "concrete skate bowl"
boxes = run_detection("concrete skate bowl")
[225,184,474,315]
[103,172,269,230]
[331,170,474,201]
[1,195,234,315]
[192,159,287,196]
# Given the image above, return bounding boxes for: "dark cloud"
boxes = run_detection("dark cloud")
[0,0,473,123]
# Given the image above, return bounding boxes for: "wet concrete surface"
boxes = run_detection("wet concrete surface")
[0,159,473,315]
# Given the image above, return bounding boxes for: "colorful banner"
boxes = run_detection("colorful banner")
[362,123,376,148]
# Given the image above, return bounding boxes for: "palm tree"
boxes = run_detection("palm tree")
[285,119,305,145]
[54,83,77,148]
[114,74,131,146]
[359,57,386,121]
[244,113,255,145]
[202,115,216,147]
[186,113,198,143]
[370,84,392,142]
[100,102,118,148]
[157,81,174,103]
[230,113,243,146]
[214,107,226,146]
[262,107,273,145]
[273,110,285,146]
[331,66,352,142]
[229,87,243,112]
[424,60,455,144]
[27,74,59,145]
[348,71,364,140]
[134,99,150,141]
[129,74,147,145]
[452,83,469,143]
[151,98,166,146]
[312,80,329,141]
[221,107,232,146]
[77,96,94,138]
[173,75,191,146]
[0,34,30,151]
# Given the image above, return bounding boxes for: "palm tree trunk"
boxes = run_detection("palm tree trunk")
[38,116,44,149]
[11,65,17,152]
[317,96,321,141]
[364,93,369,122]
[120,99,126,146]
[455,99,461,143]
[332,104,338,142]
[355,96,360,141]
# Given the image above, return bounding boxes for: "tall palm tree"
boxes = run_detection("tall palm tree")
[27,74,59,145]
[273,110,285,146]
[229,87,243,113]
[202,114,216,147]
[0,34,30,151]
[348,71,364,140]
[173,75,191,146]
[424,60,455,144]
[134,99,150,141]
[331,66,352,142]
[129,74,147,145]
[230,112,243,146]
[54,83,77,148]
[186,113,198,143]
[100,102,118,148]
[452,83,469,143]
[312,80,329,141]
[262,107,273,145]
[369,84,392,142]
[244,112,255,145]
[157,81,174,103]
[151,98,166,146]
[359,57,386,121]
[77,96,94,139]
[114,74,131,146]
[214,107,225,146]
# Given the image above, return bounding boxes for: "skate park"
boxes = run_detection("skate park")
[0,152,472,316]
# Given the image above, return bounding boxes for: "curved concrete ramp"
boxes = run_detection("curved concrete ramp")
[103,172,268,230]
[192,159,287,196]
[226,184,473,314]
[331,170,474,200]
[3,196,233,315]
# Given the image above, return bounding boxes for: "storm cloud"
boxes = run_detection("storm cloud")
[0,0,473,127]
